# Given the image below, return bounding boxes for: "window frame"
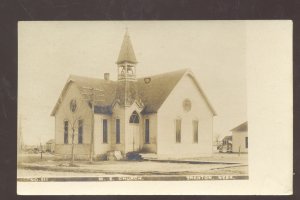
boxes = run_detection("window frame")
[145,119,150,144]
[175,118,181,143]
[116,119,120,144]
[78,119,83,144]
[129,111,139,123]
[193,120,199,143]
[64,120,68,144]
[103,119,108,144]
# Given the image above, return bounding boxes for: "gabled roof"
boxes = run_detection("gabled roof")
[116,30,137,64]
[68,75,117,107]
[231,121,248,132]
[136,68,216,115]
[137,69,188,113]
[51,69,217,116]
[50,75,117,116]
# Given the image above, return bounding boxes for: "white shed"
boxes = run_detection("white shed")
[231,122,248,153]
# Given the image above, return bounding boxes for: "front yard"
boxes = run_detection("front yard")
[17,152,248,178]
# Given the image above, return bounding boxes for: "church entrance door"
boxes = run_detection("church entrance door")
[130,124,140,151]
[129,111,140,152]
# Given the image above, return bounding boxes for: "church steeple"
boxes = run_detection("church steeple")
[117,30,137,81]
[117,29,137,64]
[115,30,139,107]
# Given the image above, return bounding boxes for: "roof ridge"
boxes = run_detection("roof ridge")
[137,68,189,79]
[68,68,190,82]
[68,74,116,82]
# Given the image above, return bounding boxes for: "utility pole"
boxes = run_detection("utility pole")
[90,95,95,163]
[81,87,104,163]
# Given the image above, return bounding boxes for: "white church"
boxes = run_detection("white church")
[51,31,217,159]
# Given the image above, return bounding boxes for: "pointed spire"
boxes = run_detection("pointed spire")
[116,29,138,64]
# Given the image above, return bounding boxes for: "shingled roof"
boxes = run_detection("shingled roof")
[231,121,248,132]
[68,75,117,107]
[50,75,117,116]
[137,69,188,113]
[116,30,137,64]
[51,69,216,116]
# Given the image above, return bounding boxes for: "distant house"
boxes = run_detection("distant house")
[231,122,248,153]
[46,139,55,153]
[212,139,222,152]
[219,136,232,153]
[50,30,217,159]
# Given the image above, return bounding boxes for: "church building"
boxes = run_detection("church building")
[51,31,216,159]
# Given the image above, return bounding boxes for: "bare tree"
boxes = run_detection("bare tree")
[61,86,103,165]
[214,134,221,145]
[65,98,85,166]
[69,112,80,165]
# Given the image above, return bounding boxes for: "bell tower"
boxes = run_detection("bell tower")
[115,30,138,107]
[117,29,137,81]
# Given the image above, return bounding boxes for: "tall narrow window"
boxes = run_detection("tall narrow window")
[116,119,120,144]
[64,121,68,144]
[78,120,83,144]
[175,119,181,143]
[245,137,248,148]
[145,119,150,144]
[193,120,199,143]
[103,119,108,143]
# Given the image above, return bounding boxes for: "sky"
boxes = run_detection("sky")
[18,21,247,145]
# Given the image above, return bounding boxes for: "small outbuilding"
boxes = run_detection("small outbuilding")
[231,122,248,153]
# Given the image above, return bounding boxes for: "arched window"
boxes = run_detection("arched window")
[129,111,139,123]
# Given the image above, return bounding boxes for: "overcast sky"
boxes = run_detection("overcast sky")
[18,21,247,145]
